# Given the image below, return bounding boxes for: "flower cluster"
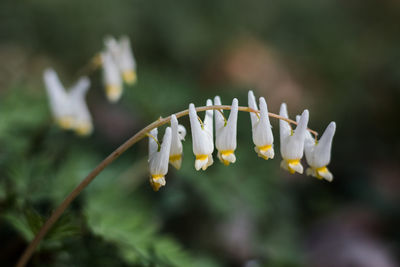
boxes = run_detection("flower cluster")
[44,35,136,135]
[148,90,336,191]
[102,35,137,102]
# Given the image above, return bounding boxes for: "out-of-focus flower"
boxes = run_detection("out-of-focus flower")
[279,103,309,174]
[118,36,137,84]
[68,77,93,136]
[101,50,123,103]
[248,90,274,160]
[43,68,93,136]
[214,96,238,166]
[148,127,172,191]
[104,35,137,85]
[303,120,336,182]
[169,114,186,170]
[189,100,214,171]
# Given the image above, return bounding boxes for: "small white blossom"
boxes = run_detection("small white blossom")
[279,103,309,174]
[43,68,93,136]
[148,127,172,191]
[189,100,214,171]
[68,77,93,136]
[104,35,137,85]
[248,90,275,160]
[169,114,186,170]
[101,50,123,103]
[214,96,238,165]
[118,36,137,85]
[303,120,336,182]
[44,68,74,129]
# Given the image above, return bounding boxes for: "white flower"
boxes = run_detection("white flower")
[43,68,93,136]
[214,96,238,166]
[303,121,336,182]
[101,50,123,103]
[68,77,93,136]
[248,90,274,160]
[104,35,137,85]
[43,68,75,129]
[169,114,186,170]
[279,103,309,174]
[117,36,137,85]
[148,127,172,191]
[189,100,214,171]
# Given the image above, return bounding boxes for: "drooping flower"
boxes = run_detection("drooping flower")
[101,50,123,103]
[68,77,93,136]
[169,114,186,170]
[303,121,336,182]
[214,96,238,166]
[104,35,137,85]
[148,127,172,191]
[248,90,274,160]
[43,68,75,129]
[189,100,214,171]
[43,68,93,136]
[279,103,309,174]
[117,36,137,85]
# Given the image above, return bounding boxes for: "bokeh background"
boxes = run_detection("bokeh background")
[0,0,399,266]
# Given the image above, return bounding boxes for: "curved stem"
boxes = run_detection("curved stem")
[16,105,318,267]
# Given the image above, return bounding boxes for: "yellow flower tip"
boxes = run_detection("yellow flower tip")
[149,174,166,191]
[195,154,213,171]
[169,154,182,170]
[74,122,93,136]
[122,70,137,85]
[106,84,122,102]
[196,154,208,161]
[57,116,74,130]
[254,144,274,160]
[218,150,236,166]
[281,159,303,174]
[258,144,272,153]
[306,166,333,182]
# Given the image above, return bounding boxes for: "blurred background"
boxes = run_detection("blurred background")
[0,0,399,266]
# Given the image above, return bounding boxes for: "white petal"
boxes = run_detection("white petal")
[306,167,333,182]
[318,167,333,182]
[312,121,336,167]
[280,105,309,160]
[170,115,182,155]
[248,90,258,126]
[279,102,291,139]
[252,97,274,148]
[119,36,136,72]
[280,160,304,174]
[104,36,120,60]
[289,161,304,174]
[149,127,172,176]
[177,124,186,140]
[293,109,309,142]
[170,114,184,169]
[43,68,72,122]
[204,99,213,137]
[148,128,159,156]
[213,96,225,131]
[101,51,123,102]
[69,76,93,136]
[215,98,238,152]
[189,103,214,156]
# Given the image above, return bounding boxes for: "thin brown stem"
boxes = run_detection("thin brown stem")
[16,105,318,267]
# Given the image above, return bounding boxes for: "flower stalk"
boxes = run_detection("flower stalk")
[16,104,318,267]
